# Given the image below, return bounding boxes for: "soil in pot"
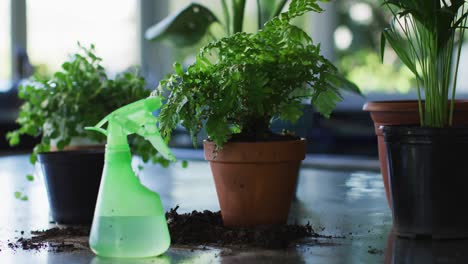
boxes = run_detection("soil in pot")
[204,135,306,227]
[38,150,104,224]
[383,126,468,239]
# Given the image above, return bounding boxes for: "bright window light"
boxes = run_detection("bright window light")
[0,0,11,91]
[349,2,373,25]
[334,26,353,50]
[27,0,139,75]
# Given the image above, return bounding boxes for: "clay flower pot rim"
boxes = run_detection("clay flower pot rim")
[203,138,306,163]
[203,138,306,146]
[363,100,468,112]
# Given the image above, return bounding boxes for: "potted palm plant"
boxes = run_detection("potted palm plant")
[155,0,360,226]
[363,100,468,208]
[380,1,468,238]
[6,44,166,224]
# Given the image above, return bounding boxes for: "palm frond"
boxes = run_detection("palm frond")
[382,0,468,127]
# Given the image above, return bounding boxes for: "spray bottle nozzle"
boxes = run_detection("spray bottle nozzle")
[85,97,175,161]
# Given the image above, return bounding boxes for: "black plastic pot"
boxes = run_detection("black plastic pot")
[38,150,104,224]
[382,126,468,239]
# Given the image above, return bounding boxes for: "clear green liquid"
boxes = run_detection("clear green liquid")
[89,215,170,258]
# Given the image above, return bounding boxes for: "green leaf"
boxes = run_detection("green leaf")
[382,29,419,77]
[312,89,342,118]
[174,62,184,76]
[181,160,188,168]
[56,140,67,150]
[324,72,363,96]
[145,3,219,47]
[6,131,20,146]
[26,174,34,181]
[14,191,29,202]
[206,117,231,147]
[229,124,241,134]
[280,104,304,124]
[29,153,37,164]
[380,32,386,63]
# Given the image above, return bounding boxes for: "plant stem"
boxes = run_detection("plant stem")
[232,0,246,33]
[273,0,289,18]
[221,0,231,35]
[450,6,467,126]
[256,0,262,30]
[415,75,424,126]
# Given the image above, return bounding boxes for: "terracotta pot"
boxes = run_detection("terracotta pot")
[204,139,306,226]
[363,100,468,208]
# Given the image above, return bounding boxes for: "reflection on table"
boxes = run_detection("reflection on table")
[0,153,391,264]
[385,231,468,264]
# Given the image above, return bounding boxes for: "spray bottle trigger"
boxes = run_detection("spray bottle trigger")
[146,133,176,161]
[85,126,108,136]
[141,123,176,161]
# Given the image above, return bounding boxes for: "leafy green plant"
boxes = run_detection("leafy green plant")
[381,0,468,127]
[155,0,360,147]
[7,44,167,166]
[145,0,292,47]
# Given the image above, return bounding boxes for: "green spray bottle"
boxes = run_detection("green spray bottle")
[85,96,175,258]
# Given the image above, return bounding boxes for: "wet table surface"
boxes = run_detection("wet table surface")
[0,152,467,264]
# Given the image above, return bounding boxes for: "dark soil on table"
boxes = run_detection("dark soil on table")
[8,226,90,252]
[166,206,327,249]
[6,207,331,252]
[367,246,384,255]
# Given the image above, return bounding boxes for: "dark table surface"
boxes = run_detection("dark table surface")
[0,152,467,264]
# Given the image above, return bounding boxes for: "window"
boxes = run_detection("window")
[334,0,468,96]
[0,0,11,91]
[167,1,286,66]
[333,0,417,95]
[26,0,139,75]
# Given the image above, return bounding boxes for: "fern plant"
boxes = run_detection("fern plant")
[155,0,360,147]
[381,0,468,127]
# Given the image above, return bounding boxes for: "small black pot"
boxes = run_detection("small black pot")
[383,126,468,239]
[38,150,104,224]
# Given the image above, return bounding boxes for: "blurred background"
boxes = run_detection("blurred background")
[2,0,468,157]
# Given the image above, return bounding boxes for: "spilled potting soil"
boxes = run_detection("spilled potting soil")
[7,207,329,252]
[166,206,327,249]
[8,226,89,252]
